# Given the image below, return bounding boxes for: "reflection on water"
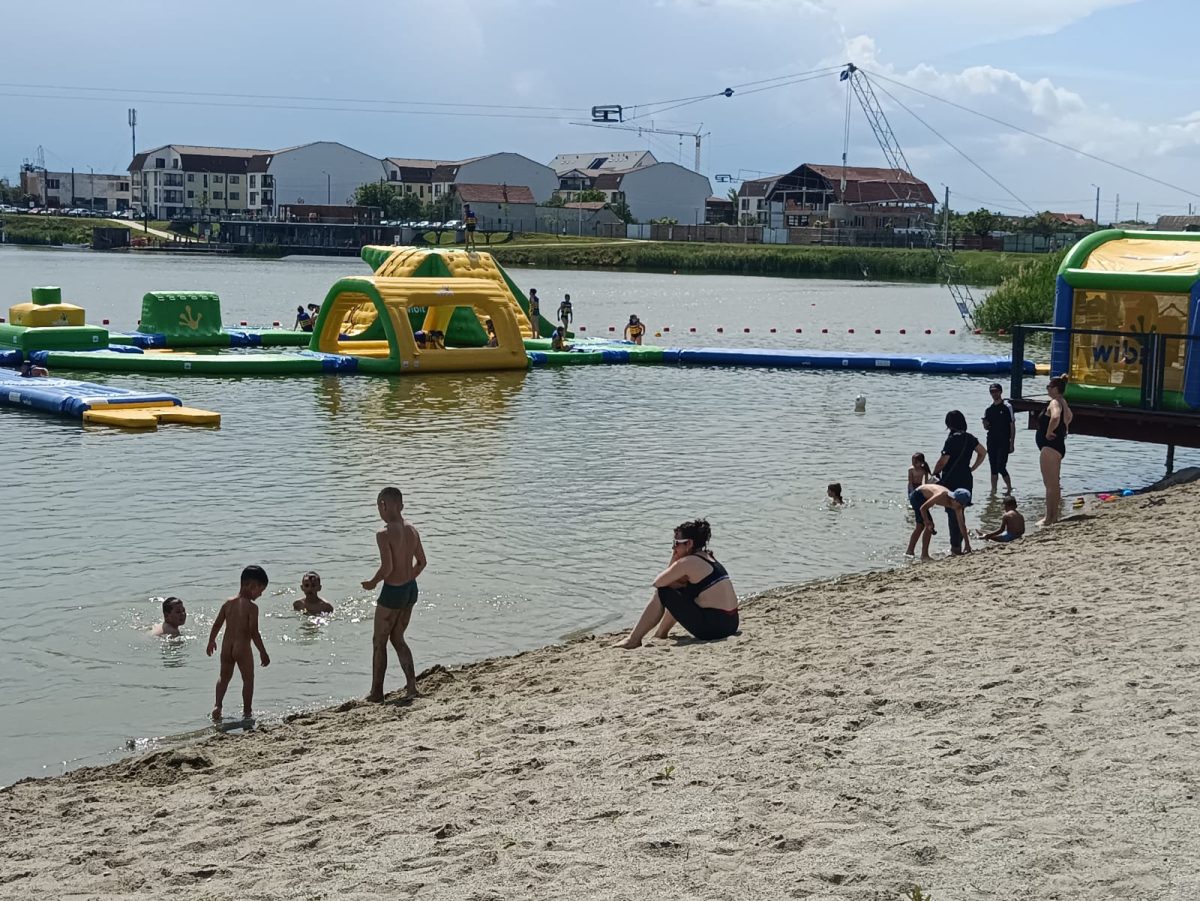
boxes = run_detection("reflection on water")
[1,247,1198,786]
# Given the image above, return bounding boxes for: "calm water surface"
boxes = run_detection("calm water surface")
[1,245,1192,786]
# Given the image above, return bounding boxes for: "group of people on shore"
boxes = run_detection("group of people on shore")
[905,376,1073,558]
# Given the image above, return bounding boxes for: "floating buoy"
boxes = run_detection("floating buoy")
[899,328,906,334]
[998,328,1007,336]
[663,327,670,333]
[240,321,248,326]
[580,325,587,332]
[769,327,776,333]
[949,329,956,335]
[608,326,615,332]
[874,328,881,334]
[743,327,750,333]
[1073,497,1085,508]
[689,327,696,332]
[717,327,724,333]
[102,319,110,325]
[854,393,867,413]
[795,327,802,333]
[272,321,281,327]
[654,331,661,337]
[924,328,932,334]
[848,328,855,334]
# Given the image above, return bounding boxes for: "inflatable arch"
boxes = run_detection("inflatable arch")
[309,276,529,374]
[1051,229,1200,410]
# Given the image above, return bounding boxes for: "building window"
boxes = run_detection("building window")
[435,184,442,196]
[172,159,179,168]
[250,175,257,187]
[187,173,194,182]
[388,170,397,181]
[250,192,258,205]
[213,191,224,200]
[213,175,224,184]
[187,191,194,199]
[46,178,60,189]
[229,192,240,200]
[155,158,165,168]
[118,182,129,192]
[229,175,239,184]
[740,199,748,210]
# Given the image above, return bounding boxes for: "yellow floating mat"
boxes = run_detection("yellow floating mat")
[83,402,221,430]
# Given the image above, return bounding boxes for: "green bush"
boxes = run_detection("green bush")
[973,250,1067,331]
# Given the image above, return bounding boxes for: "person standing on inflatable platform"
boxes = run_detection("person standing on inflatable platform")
[464,204,478,250]
[557,293,574,330]
[527,288,541,336]
[625,314,646,345]
[362,487,427,701]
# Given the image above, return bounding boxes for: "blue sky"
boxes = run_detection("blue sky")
[3,0,1197,220]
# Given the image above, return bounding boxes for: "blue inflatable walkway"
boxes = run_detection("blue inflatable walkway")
[0,367,220,429]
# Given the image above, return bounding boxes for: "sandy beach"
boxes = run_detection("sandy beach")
[3,486,1199,900]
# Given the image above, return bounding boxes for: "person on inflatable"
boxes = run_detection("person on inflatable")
[294,305,313,332]
[624,314,646,345]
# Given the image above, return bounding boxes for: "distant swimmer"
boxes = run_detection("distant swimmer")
[207,565,271,721]
[982,495,1026,543]
[616,518,739,648]
[362,487,427,701]
[293,571,333,615]
[151,596,187,637]
[827,482,844,506]
[557,293,574,329]
[624,314,645,345]
[19,360,49,377]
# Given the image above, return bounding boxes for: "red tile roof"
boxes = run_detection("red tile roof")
[457,183,535,204]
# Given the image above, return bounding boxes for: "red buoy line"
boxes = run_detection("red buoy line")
[574,325,988,336]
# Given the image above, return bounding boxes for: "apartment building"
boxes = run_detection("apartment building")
[19,166,132,211]
[129,145,265,219]
[382,152,557,204]
[245,142,387,216]
[550,150,710,223]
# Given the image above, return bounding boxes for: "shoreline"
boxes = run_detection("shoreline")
[3,484,1198,899]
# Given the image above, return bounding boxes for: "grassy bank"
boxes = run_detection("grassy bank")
[489,241,1026,285]
[972,249,1066,331]
[0,213,123,245]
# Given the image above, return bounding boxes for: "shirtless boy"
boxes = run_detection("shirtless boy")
[982,496,1026,543]
[206,565,271,721]
[906,484,973,560]
[362,487,427,701]
[151,597,187,637]
[293,571,333,615]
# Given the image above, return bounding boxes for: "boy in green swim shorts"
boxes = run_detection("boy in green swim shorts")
[362,486,427,700]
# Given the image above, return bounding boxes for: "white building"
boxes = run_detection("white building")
[20,166,133,211]
[383,152,558,204]
[246,141,387,215]
[549,150,711,223]
[129,144,266,219]
[549,150,657,175]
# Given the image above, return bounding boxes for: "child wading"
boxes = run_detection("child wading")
[207,565,271,721]
[362,487,427,700]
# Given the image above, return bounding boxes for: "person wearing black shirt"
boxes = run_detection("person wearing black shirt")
[933,409,986,555]
[982,382,1016,495]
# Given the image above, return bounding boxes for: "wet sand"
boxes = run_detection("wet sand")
[2,487,1198,900]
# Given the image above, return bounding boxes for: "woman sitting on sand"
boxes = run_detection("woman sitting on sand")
[616,519,739,648]
[1037,374,1074,525]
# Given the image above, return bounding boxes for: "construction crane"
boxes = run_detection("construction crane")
[841,63,982,328]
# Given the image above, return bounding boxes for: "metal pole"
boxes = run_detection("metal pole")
[942,186,950,246]
[1115,194,1120,224]
[1166,443,1176,475]
[1094,185,1100,226]
[326,173,331,205]
[1010,325,1025,401]
[694,134,701,172]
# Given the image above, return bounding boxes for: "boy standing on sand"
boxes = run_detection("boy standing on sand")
[362,487,427,701]
[207,565,271,721]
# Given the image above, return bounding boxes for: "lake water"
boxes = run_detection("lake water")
[1,245,1191,786]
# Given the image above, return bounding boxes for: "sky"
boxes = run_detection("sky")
[2,0,1198,221]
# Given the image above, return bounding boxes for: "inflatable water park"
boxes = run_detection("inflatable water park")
[0,246,1034,383]
[1050,229,1200,411]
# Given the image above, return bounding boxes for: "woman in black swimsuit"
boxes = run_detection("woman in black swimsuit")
[1036,373,1074,525]
[616,519,740,648]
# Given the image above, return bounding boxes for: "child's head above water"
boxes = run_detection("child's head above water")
[240,565,269,598]
[301,571,322,595]
[827,482,843,502]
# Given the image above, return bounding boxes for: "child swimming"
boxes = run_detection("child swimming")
[293,571,333,615]
[207,565,271,721]
[827,482,844,506]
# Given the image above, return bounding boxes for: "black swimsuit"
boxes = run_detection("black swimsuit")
[657,554,739,641]
[1035,406,1068,458]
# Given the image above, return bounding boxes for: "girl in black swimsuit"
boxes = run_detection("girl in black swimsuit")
[1037,374,1073,525]
[616,519,740,648]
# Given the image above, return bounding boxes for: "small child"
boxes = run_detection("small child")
[362,487,427,701]
[827,482,844,506]
[557,293,574,329]
[624,314,646,345]
[983,496,1026,543]
[293,571,333,615]
[907,452,932,495]
[207,565,271,721]
[294,305,313,332]
[485,319,499,348]
[550,325,569,352]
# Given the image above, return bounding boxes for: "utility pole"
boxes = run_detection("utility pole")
[942,185,950,247]
[128,108,137,160]
[1115,194,1120,224]
[1135,202,1139,223]
[1092,184,1100,226]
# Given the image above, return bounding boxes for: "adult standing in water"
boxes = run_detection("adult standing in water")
[616,519,739,648]
[933,410,986,555]
[982,382,1016,495]
[527,288,541,337]
[1037,374,1074,525]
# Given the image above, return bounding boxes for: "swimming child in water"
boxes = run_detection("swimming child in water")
[207,565,271,721]
[827,482,844,506]
[362,487,427,701]
[982,496,1026,543]
[151,597,187,637]
[293,571,333,615]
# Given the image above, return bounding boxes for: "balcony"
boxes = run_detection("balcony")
[162,174,184,187]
